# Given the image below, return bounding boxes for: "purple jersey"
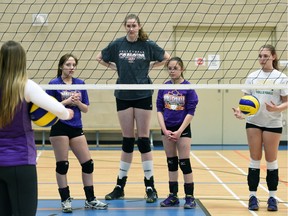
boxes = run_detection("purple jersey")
[0,101,36,166]
[46,77,89,128]
[156,80,198,127]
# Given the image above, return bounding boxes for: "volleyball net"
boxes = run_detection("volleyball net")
[1,0,287,144]
[1,0,287,90]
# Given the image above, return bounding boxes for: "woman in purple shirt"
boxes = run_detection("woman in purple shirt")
[156,57,199,209]
[0,41,73,216]
[47,54,107,213]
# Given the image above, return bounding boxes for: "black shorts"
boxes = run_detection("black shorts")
[116,96,153,111]
[50,121,84,139]
[246,123,282,134]
[161,124,192,138]
[0,165,37,216]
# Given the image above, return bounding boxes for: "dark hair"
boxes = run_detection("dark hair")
[260,44,279,70]
[166,56,185,78]
[57,53,78,77]
[124,14,148,41]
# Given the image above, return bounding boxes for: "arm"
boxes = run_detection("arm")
[157,112,170,137]
[177,114,193,134]
[169,114,193,141]
[71,91,88,113]
[232,93,247,120]
[265,95,288,112]
[96,52,117,70]
[170,89,198,141]
[156,90,173,138]
[150,51,170,69]
[25,80,73,120]
[232,107,245,120]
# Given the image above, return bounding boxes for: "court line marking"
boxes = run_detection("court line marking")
[217,151,288,208]
[190,151,258,216]
[37,199,209,215]
[37,149,43,162]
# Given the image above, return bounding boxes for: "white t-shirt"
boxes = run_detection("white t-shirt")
[242,69,288,127]
[24,79,69,120]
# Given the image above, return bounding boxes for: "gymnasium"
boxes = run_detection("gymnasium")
[1,0,287,215]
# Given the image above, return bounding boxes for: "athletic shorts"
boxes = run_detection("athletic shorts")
[246,123,282,134]
[116,96,153,111]
[161,124,192,138]
[0,165,37,216]
[50,121,84,139]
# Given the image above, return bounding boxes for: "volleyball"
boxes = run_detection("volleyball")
[29,98,59,127]
[239,95,260,116]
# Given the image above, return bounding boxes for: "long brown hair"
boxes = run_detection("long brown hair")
[124,14,148,41]
[260,44,279,70]
[57,53,78,77]
[0,41,28,128]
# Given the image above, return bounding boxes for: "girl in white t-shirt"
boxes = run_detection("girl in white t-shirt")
[233,44,288,212]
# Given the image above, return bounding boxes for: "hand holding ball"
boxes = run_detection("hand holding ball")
[29,97,59,127]
[239,95,260,116]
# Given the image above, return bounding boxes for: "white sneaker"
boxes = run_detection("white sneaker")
[61,197,73,213]
[85,198,108,210]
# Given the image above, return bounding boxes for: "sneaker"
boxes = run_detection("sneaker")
[85,198,108,210]
[160,193,180,207]
[267,197,278,211]
[248,196,259,211]
[184,195,196,209]
[61,197,73,213]
[105,186,124,200]
[145,187,158,203]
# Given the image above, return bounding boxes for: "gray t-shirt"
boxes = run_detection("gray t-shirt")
[101,36,165,100]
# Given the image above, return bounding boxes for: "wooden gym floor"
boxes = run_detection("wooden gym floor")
[36,145,287,216]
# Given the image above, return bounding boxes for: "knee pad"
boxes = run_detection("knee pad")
[179,158,192,174]
[81,159,94,174]
[167,156,178,172]
[122,137,135,153]
[247,168,260,191]
[266,168,279,191]
[137,137,151,153]
[249,159,261,169]
[266,160,278,170]
[56,161,69,175]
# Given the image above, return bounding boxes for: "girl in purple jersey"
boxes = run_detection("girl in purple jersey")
[47,54,107,213]
[233,45,288,211]
[0,41,73,216]
[156,57,199,209]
